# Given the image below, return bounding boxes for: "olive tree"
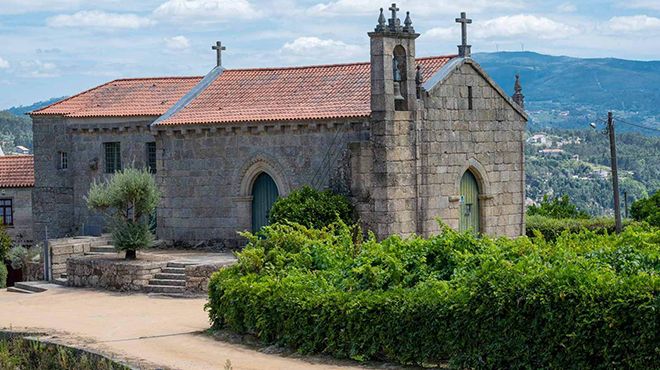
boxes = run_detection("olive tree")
[86,167,161,260]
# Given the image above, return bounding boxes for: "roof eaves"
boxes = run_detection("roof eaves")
[152,66,225,127]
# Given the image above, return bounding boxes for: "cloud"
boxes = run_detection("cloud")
[47,10,155,29]
[623,1,660,11]
[608,15,660,32]
[164,35,190,50]
[425,27,455,41]
[307,0,524,17]
[280,37,363,63]
[556,2,576,13]
[0,0,80,15]
[153,0,261,23]
[478,14,578,40]
[19,60,59,78]
[0,57,9,69]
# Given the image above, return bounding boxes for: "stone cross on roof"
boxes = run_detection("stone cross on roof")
[212,41,226,67]
[388,3,401,32]
[455,12,472,57]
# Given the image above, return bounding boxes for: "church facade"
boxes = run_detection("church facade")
[30,5,527,246]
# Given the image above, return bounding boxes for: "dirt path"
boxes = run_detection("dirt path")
[0,286,386,370]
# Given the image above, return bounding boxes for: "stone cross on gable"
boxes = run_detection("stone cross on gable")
[388,3,401,32]
[212,41,226,67]
[455,12,472,57]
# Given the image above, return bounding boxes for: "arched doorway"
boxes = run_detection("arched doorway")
[459,170,480,233]
[251,172,279,232]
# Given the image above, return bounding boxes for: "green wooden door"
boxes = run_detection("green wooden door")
[251,172,279,232]
[459,171,480,233]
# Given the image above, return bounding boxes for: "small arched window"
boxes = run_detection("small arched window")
[392,45,408,111]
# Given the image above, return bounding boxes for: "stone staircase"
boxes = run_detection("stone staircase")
[145,262,194,295]
[6,281,49,294]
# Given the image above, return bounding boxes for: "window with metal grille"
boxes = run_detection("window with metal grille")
[0,199,13,226]
[104,142,121,173]
[146,142,157,173]
[59,151,68,170]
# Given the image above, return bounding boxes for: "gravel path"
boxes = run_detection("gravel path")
[0,285,385,370]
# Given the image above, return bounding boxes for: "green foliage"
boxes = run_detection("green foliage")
[0,225,12,261]
[208,222,659,368]
[528,194,590,219]
[268,186,354,229]
[0,263,6,289]
[86,167,160,258]
[631,192,660,226]
[526,215,636,241]
[0,111,32,149]
[0,335,129,369]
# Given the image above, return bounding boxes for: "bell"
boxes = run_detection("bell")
[393,81,405,102]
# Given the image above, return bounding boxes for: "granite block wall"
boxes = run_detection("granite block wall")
[1,187,33,245]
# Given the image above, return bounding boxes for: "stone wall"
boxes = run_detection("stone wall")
[67,255,168,291]
[154,120,369,245]
[49,235,111,279]
[185,261,234,293]
[418,60,526,237]
[1,187,33,245]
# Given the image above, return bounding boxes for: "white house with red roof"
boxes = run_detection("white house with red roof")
[30,5,527,247]
[0,155,34,245]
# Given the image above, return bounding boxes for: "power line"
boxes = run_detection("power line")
[614,117,660,133]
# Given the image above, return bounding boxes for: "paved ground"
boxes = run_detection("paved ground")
[0,286,386,370]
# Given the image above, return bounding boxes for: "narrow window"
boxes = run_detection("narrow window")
[0,199,13,226]
[59,151,68,170]
[146,142,157,174]
[104,142,121,173]
[468,86,473,110]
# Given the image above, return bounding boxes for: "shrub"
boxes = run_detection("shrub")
[631,191,660,227]
[0,263,6,289]
[527,194,590,219]
[86,167,160,260]
[268,185,354,229]
[208,222,659,368]
[0,225,11,261]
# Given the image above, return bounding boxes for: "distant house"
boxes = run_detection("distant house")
[14,146,30,155]
[592,169,610,179]
[0,155,34,245]
[527,134,548,145]
[538,148,565,157]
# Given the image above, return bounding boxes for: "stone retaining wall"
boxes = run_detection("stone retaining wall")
[48,235,111,279]
[185,262,234,293]
[67,255,168,291]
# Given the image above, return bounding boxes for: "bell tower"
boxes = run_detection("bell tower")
[369,4,420,117]
[368,3,421,239]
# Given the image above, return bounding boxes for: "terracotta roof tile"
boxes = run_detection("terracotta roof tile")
[31,77,203,118]
[157,56,455,126]
[0,155,34,188]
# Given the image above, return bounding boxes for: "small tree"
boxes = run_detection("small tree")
[86,167,161,260]
[527,194,590,219]
[630,192,659,227]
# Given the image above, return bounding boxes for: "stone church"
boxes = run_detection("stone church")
[30,5,527,247]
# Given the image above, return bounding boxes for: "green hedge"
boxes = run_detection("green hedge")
[208,222,659,368]
[0,263,6,289]
[268,185,354,229]
[525,215,637,241]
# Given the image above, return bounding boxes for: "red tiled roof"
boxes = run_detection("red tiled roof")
[157,56,454,126]
[31,77,203,118]
[0,155,34,188]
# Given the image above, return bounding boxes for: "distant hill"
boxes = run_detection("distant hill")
[474,52,660,135]
[6,96,67,116]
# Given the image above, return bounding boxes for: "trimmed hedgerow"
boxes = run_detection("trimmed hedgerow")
[207,222,659,368]
[525,214,638,242]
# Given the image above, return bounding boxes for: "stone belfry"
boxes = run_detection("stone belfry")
[368,3,421,238]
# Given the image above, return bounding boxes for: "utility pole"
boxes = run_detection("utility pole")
[624,191,628,219]
[607,112,622,233]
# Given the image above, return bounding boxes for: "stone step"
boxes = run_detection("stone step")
[167,262,194,268]
[52,277,68,286]
[14,281,48,293]
[161,267,185,274]
[90,245,117,253]
[144,285,185,294]
[149,279,185,287]
[7,286,34,294]
[155,272,186,280]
